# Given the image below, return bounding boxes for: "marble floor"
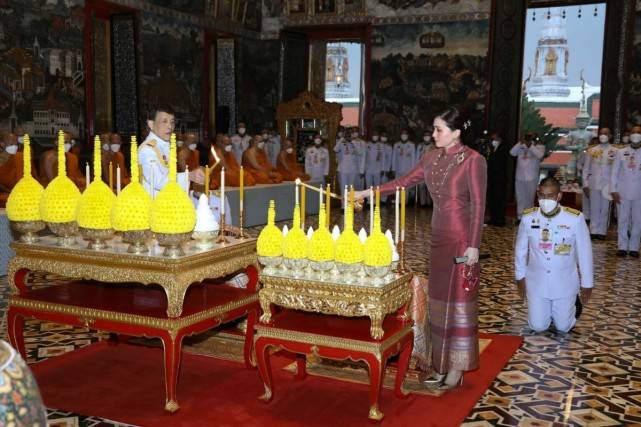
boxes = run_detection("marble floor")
[2,204,641,426]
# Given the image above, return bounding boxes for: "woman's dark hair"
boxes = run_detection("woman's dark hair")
[436,107,471,133]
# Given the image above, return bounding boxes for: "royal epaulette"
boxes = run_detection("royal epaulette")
[563,206,581,216]
[142,139,157,147]
[523,207,539,215]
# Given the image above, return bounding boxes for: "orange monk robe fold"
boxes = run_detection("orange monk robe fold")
[209,146,256,188]
[103,151,131,188]
[186,149,200,172]
[242,148,283,184]
[276,150,310,181]
[65,152,86,190]
[0,152,31,207]
[38,150,86,190]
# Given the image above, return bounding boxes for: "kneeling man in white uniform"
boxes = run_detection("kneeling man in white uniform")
[514,177,593,334]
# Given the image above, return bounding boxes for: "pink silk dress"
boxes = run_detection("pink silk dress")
[380,143,487,373]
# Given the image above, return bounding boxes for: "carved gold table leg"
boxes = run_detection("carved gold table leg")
[163,285,187,318]
[259,293,273,324]
[369,311,385,340]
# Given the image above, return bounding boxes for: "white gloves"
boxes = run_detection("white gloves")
[463,247,479,266]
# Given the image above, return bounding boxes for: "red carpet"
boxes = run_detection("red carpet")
[32,333,522,427]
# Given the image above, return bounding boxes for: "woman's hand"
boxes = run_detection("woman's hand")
[463,247,479,265]
[353,190,369,202]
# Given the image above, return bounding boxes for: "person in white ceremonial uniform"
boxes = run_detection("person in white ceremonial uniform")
[380,132,393,203]
[264,128,281,167]
[304,135,329,184]
[610,126,641,257]
[515,177,593,334]
[392,129,416,201]
[582,128,617,239]
[350,127,367,190]
[576,137,597,222]
[364,131,385,191]
[139,106,188,195]
[415,131,434,206]
[334,130,362,190]
[510,133,545,220]
[230,122,251,165]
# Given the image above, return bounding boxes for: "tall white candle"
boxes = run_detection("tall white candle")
[85,163,90,187]
[295,180,300,205]
[116,166,121,195]
[394,187,400,244]
[220,167,225,217]
[369,187,374,233]
[319,185,323,210]
[344,185,348,211]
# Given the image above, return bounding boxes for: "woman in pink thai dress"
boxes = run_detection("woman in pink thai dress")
[356,108,487,389]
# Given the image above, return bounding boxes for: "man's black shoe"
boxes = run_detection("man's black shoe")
[630,251,640,258]
[617,250,628,257]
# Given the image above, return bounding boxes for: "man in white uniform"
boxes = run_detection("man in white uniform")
[265,128,281,166]
[364,131,385,191]
[510,133,545,220]
[304,134,329,184]
[230,122,251,165]
[392,129,416,202]
[415,130,434,206]
[334,131,362,190]
[515,177,593,334]
[582,127,617,240]
[610,125,641,257]
[350,127,367,190]
[380,131,393,203]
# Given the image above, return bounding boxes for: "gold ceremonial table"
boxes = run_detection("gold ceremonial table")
[258,271,413,339]
[8,235,257,318]
[6,234,260,412]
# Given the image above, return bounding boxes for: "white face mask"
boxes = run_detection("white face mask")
[314,138,321,145]
[224,145,232,152]
[401,134,408,141]
[372,135,379,142]
[286,147,293,154]
[5,145,18,155]
[110,144,120,152]
[629,133,641,144]
[380,137,388,143]
[64,143,71,153]
[622,136,630,144]
[598,134,609,143]
[188,143,197,151]
[423,136,431,143]
[257,141,265,149]
[70,139,76,146]
[539,198,558,214]
[491,140,500,148]
[177,140,184,147]
[262,133,268,140]
[17,136,23,144]
[102,143,109,151]
[238,128,246,135]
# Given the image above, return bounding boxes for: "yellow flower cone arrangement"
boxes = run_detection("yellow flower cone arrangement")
[7,134,44,222]
[112,136,152,232]
[364,206,392,280]
[335,200,363,265]
[150,133,196,257]
[6,134,46,243]
[257,200,283,257]
[308,203,334,262]
[40,130,81,245]
[77,135,116,230]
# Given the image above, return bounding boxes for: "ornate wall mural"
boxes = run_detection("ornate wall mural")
[629,9,641,125]
[0,0,85,144]
[148,0,206,15]
[371,20,489,139]
[367,0,489,19]
[140,11,204,134]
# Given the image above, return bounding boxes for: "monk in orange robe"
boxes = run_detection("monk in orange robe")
[276,138,310,181]
[39,132,86,190]
[103,133,130,189]
[208,134,257,189]
[0,135,32,207]
[242,135,282,184]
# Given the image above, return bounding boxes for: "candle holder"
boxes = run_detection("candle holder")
[11,220,46,244]
[122,230,151,254]
[156,232,191,258]
[283,257,308,278]
[396,240,409,274]
[47,221,78,247]
[215,214,229,244]
[238,207,248,239]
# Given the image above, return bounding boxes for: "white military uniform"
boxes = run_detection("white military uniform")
[304,144,329,184]
[577,149,590,220]
[392,139,416,202]
[364,140,386,189]
[138,131,186,196]
[515,206,593,333]
[415,141,434,206]
[334,139,362,190]
[230,133,251,165]
[380,141,393,202]
[510,142,545,218]
[351,136,367,190]
[582,142,617,235]
[610,145,641,251]
[265,134,281,167]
